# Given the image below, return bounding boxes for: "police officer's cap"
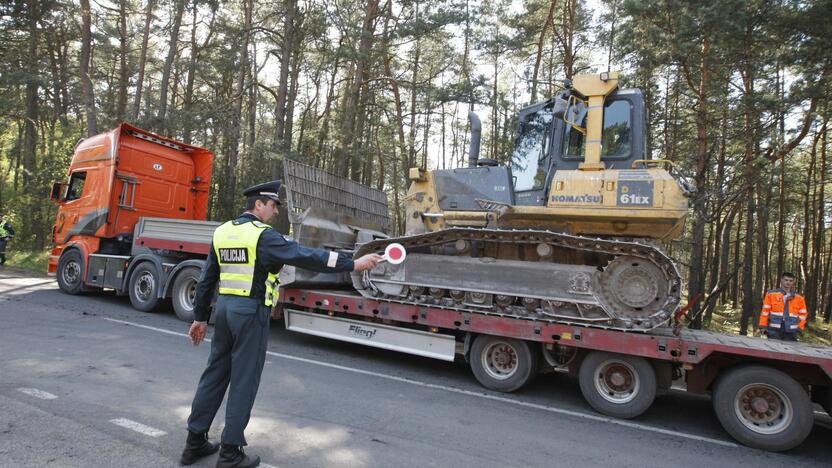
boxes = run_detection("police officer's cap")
[243,180,282,205]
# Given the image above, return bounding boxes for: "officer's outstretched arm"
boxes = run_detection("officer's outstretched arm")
[260,232,355,273]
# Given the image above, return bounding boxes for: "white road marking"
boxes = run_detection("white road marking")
[17,387,58,400]
[261,464,279,468]
[103,317,738,448]
[110,418,167,437]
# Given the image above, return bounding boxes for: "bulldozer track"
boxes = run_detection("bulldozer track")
[352,228,682,331]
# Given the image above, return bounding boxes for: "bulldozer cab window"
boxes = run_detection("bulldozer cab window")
[512,105,554,192]
[65,171,87,202]
[563,99,633,160]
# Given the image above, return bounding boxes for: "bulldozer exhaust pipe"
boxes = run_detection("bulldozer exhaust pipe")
[468,112,481,167]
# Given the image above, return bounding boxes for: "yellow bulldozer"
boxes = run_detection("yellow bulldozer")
[282,72,691,332]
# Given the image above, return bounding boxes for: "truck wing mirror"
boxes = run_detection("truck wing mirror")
[50,181,66,202]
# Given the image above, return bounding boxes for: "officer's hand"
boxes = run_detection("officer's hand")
[354,253,383,272]
[189,321,208,346]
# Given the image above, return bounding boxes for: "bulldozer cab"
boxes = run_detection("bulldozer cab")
[511,88,648,206]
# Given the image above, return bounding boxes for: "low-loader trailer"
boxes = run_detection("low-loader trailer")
[276,286,832,452]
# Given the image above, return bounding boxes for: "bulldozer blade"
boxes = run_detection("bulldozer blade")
[280,159,389,288]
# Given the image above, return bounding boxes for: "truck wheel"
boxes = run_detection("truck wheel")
[578,351,656,419]
[128,262,162,312]
[57,250,85,295]
[172,267,200,322]
[470,335,538,392]
[712,365,813,451]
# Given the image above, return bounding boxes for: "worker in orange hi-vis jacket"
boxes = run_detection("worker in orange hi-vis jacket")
[759,272,809,341]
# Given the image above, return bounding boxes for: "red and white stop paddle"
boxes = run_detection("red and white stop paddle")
[381,243,407,265]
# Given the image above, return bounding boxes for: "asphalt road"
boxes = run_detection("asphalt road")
[1,268,830,467]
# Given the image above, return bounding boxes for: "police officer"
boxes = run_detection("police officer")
[759,272,809,341]
[0,214,15,266]
[180,181,382,467]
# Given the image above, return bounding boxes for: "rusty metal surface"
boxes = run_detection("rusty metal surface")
[651,327,832,360]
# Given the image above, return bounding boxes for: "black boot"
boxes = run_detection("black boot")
[180,430,220,465]
[216,444,260,468]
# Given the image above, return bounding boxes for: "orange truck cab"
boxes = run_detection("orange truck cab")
[48,124,218,320]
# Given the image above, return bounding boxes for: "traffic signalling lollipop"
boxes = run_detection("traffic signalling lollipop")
[382,243,407,264]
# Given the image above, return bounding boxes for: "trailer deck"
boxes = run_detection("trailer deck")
[279,288,832,386]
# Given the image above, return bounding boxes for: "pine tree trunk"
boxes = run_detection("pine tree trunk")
[776,154,786,275]
[272,0,296,177]
[801,131,820,308]
[132,0,155,121]
[810,120,827,319]
[335,0,378,177]
[156,0,187,129]
[224,0,253,217]
[79,0,98,136]
[408,2,421,170]
[314,39,343,169]
[530,0,557,103]
[45,31,68,126]
[685,36,711,330]
[183,4,201,144]
[116,0,129,122]
[284,29,304,160]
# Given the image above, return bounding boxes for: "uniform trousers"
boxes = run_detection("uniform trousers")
[0,238,7,264]
[187,295,270,446]
[767,327,798,341]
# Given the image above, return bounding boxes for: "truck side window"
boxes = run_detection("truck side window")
[65,171,87,201]
[563,99,633,160]
[512,106,554,192]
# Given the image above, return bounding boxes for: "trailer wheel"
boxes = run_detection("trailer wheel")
[578,351,656,419]
[470,335,538,392]
[57,250,86,295]
[712,365,812,451]
[171,267,200,322]
[128,262,162,312]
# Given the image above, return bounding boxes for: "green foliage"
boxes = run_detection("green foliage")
[3,249,50,274]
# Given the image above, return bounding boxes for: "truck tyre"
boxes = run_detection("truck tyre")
[128,262,163,312]
[57,250,86,295]
[712,365,813,451]
[470,335,538,392]
[171,267,200,322]
[578,351,656,419]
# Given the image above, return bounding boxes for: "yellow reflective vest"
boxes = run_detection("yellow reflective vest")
[212,219,279,306]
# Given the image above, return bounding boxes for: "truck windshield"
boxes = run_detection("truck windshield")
[563,99,632,160]
[511,105,554,192]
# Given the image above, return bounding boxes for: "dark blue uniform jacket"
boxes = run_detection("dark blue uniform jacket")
[193,213,354,321]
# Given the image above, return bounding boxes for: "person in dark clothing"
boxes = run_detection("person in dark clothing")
[0,214,15,265]
[180,181,381,468]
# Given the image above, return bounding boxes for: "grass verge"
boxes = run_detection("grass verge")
[3,249,49,275]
